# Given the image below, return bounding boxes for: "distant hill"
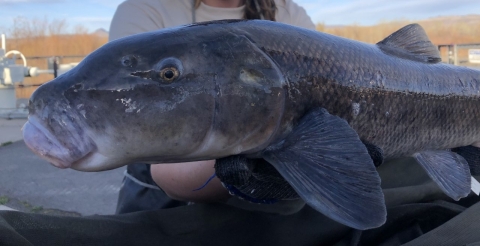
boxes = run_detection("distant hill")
[93,28,108,38]
[319,14,480,45]
[322,14,480,29]
[421,14,480,26]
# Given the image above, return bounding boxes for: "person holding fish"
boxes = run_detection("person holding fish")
[4,0,480,245]
[109,0,316,215]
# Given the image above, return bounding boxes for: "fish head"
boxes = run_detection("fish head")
[23,21,286,171]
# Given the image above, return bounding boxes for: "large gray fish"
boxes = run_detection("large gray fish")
[22,20,480,230]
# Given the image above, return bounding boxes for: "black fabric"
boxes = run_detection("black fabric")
[348,201,466,245]
[1,196,479,245]
[453,145,480,175]
[0,203,349,246]
[116,163,187,214]
[403,201,480,246]
[1,158,480,246]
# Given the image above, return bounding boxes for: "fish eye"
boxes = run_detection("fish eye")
[121,55,137,68]
[130,57,182,83]
[159,67,179,81]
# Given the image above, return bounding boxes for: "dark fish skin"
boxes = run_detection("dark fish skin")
[226,20,480,160]
[22,19,480,229]
[24,19,480,167]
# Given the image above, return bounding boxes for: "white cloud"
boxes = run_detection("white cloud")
[85,0,124,9]
[296,0,480,25]
[0,0,63,3]
[70,16,111,22]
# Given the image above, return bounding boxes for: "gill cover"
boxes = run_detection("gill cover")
[195,32,286,155]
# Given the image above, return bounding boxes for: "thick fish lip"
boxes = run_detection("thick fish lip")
[22,116,95,169]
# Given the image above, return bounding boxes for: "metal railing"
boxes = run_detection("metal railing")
[438,43,480,68]
[17,55,84,91]
[11,55,85,88]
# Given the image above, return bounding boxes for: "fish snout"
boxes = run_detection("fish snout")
[24,82,96,169]
[23,114,96,169]
[28,78,68,116]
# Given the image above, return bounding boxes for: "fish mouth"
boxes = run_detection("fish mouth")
[22,116,96,169]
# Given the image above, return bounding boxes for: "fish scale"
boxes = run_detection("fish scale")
[230,22,480,159]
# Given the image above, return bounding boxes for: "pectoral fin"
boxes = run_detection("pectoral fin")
[413,150,471,200]
[262,108,386,230]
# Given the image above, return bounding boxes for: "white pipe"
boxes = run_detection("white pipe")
[27,67,53,77]
[5,50,27,67]
[1,34,5,51]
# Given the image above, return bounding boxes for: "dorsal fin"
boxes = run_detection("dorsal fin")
[376,24,441,64]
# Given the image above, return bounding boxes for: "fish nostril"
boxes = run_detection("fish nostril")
[27,76,72,117]
[28,100,35,114]
[27,96,46,115]
[36,99,45,111]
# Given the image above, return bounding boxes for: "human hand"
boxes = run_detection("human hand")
[150,160,230,203]
[214,156,299,204]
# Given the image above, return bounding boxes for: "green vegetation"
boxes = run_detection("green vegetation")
[31,206,44,213]
[21,201,31,208]
[0,196,9,205]
[1,141,13,147]
[20,200,44,212]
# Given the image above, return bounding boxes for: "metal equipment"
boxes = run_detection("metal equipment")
[0,34,79,119]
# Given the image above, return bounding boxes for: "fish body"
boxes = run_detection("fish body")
[22,20,480,229]
[233,21,480,159]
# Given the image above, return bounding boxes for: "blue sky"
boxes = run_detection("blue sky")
[0,0,479,33]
